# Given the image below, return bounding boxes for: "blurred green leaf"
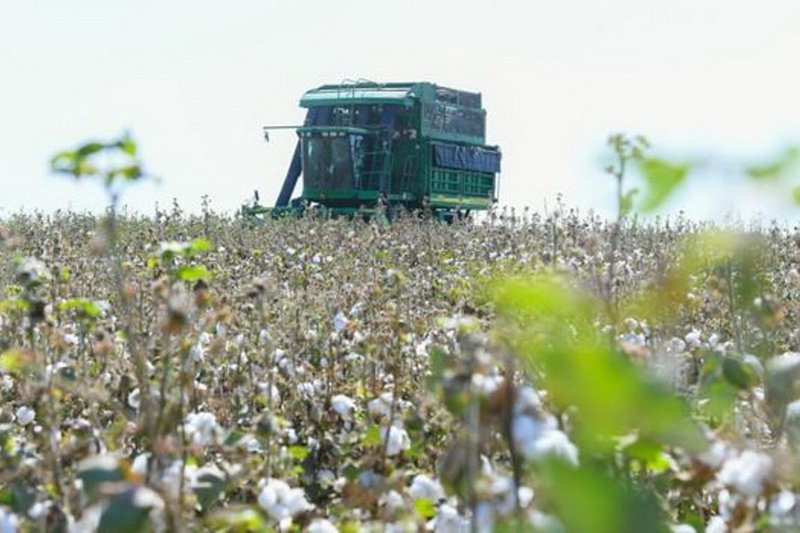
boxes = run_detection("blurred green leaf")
[494,275,704,453]
[745,146,800,181]
[539,460,666,533]
[177,265,212,282]
[722,357,758,390]
[194,471,226,512]
[414,498,437,519]
[58,298,102,319]
[637,158,690,212]
[98,491,153,533]
[362,425,383,447]
[620,188,639,218]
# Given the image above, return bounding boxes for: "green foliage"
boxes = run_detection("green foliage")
[494,274,703,453]
[636,157,690,212]
[746,146,800,182]
[50,132,147,191]
[538,459,666,533]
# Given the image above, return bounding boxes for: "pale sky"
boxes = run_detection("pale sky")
[2,1,799,220]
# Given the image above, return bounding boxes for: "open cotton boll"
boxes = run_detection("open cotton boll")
[307,519,338,533]
[185,412,225,447]
[717,450,773,497]
[515,426,579,467]
[432,503,470,533]
[331,394,357,421]
[381,425,411,456]
[257,478,313,522]
[408,474,445,502]
[15,406,35,426]
[705,516,727,533]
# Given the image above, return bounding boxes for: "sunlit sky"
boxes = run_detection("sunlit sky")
[2,1,799,220]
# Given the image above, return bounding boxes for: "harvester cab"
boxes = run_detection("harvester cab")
[243,81,501,221]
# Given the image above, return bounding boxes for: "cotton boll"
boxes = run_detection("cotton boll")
[670,525,696,533]
[185,412,224,447]
[521,428,579,466]
[257,478,313,522]
[331,394,357,421]
[433,503,470,533]
[307,519,338,533]
[381,425,411,456]
[333,311,348,332]
[705,516,727,533]
[685,330,702,349]
[717,450,773,497]
[408,474,445,502]
[15,405,35,426]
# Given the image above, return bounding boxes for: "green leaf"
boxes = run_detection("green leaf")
[362,425,383,447]
[722,357,758,390]
[177,265,212,282]
[539,460,666,533]
[637,158,690,212]
[414,498,437,519]
[493,275,705,453]
[792,185,800,205]
[76,142,106,158]
[58,298,102,319]
[745,146,800,181]
[0,350,27,374]
[98,490,153,533]
[194,471,226,511]
[188,238,213,255]
[118,135,137,156]
[288,445,310,461]
[620,188,639,217]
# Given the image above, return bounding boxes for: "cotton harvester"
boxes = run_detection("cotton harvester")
[243,81,501,221]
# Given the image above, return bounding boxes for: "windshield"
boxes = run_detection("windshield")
[302,136,354,189]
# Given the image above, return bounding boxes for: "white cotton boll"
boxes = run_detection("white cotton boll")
[514,386,542,413]
[185,412,224,447]
[671,525,697,533]
[666,337,687,354]
[433,503,470,533]
[198,331,211,344]
[297,382,315,398]
[333,311,348,332]
[705,516,727,533]
[511,414,556,450]
[307,519,338,533]
[471,373,504,397]
[717,450,773,497]
[215,322,228,337]
[408,474,445,502]
[1,375,13,392]
[699,441,732,469]
[522,429,579,467]
[381,425,411,456]
[256,382,281,404]
[708,333,720,348]
[189,343,205,363]
[769,490,797,517]
[331,394,356,421]
[684,329,702,349]
[381,490,406,513]
[15,406,35,426]
[258,329,271,346]
[257,478,313,522]
[367,392,394,417]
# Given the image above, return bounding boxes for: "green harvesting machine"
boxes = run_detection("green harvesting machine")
[244,81,501,220]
